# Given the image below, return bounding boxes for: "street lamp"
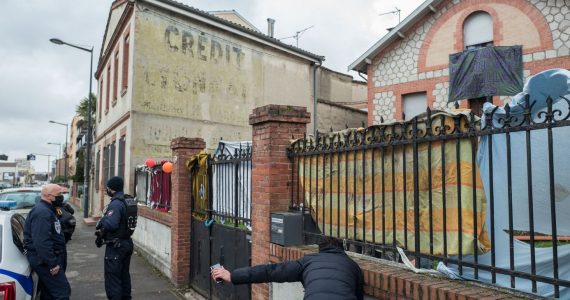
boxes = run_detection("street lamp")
[48,121,68,181]
[50,37,93,219]
[47,142,62,178]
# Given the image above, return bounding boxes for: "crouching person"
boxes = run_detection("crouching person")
[211,237,364,300]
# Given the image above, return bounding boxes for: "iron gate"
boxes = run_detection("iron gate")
[190,143,252,300]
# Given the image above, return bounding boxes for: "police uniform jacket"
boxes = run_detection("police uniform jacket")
[99,192,129,240]
[231,246,364,300]
[24,200,67,269]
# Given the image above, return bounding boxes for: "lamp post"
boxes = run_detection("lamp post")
[50,38,93,218]
[47,142,62,178]
[48,122,67,181]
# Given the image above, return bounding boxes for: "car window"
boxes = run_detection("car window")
[0,191,40,209]
[11,214,25,254]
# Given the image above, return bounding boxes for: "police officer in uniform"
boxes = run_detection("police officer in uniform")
[96,176,134,300]
[24,184,71,300]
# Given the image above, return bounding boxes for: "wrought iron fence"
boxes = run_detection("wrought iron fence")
[209,142,252,230]
[288,95,570,298]
[134,167,171,211]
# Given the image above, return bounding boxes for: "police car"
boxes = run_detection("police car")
[0,211,38,299]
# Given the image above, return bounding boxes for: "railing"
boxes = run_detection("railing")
[209,143,252,230]
[288,95,570,298]
[134,167,171,212]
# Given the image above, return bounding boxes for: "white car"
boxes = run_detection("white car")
[0,211,38,299]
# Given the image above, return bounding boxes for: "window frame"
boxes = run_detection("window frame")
[122,33,130,93]
[118,135,126,179]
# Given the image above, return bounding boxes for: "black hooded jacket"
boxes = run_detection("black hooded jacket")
[231,246,363,300]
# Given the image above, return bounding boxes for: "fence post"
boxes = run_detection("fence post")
[249,105,310,300]
[170,137,206,287]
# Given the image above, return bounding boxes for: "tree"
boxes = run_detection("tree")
[73,94,94,183]
[73,142,85,183]
[76,93,97,120]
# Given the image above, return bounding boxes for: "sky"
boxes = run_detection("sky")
[0,0,424,173]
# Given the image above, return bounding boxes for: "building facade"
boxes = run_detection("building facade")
[92,0,366,217]
[350,0,570,123]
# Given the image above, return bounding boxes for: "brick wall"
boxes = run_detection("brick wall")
[269,244,543,300]
[249,105,311,300]
[169,137,205,286]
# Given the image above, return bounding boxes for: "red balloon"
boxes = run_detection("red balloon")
[145,159,156,168]
[162,162,173,173]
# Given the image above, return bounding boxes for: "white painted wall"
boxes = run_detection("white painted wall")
[132,216,172,277]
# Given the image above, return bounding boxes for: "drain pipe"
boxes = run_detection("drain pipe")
[313,60,322,137]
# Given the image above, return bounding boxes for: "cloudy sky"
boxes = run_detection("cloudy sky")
[0,0,423,173]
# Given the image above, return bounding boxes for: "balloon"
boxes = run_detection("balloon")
[145,159,156,168]
[162,162,173,173]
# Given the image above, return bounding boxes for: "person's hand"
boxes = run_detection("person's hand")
[49,265,60,276]
[211,266,231,283]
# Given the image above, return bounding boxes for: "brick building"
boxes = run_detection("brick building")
[349,0,570,123]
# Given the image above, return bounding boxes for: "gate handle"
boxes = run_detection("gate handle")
[204,219,215,227]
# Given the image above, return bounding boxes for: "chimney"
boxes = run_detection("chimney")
[267,18,275,37]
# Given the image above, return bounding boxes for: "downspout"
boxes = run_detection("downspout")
[313,60,322,137]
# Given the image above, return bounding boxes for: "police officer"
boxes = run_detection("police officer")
[24,184,71,300]
[96,176,134,300]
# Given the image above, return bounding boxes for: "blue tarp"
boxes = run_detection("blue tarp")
[458,69,570,297]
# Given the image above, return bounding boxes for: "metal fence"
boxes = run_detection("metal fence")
[209,143,252,230]
[288,95,570,297]
[134,168,171,211]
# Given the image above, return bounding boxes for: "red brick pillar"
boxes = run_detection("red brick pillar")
[249,105,310,300]
[170,137,206,287]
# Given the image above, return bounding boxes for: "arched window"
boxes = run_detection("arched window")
[463,11,493,49]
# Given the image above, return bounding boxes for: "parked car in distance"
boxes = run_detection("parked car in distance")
[0,182,13,191]
[0,211,38,300]
[0,188,41,217]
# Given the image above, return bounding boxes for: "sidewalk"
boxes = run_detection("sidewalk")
[65,206,200,299]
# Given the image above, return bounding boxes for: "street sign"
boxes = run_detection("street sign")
[27,154,36,161]
[0,154,7,161]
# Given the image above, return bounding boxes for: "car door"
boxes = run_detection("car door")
[10,214,38,300]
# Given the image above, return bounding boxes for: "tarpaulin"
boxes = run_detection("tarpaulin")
[458,68,570,297]
[296,111,490,256]
[448,46,523,102]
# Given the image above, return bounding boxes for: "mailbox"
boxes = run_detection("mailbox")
[270,212,303,246]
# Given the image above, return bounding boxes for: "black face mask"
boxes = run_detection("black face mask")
[106,188,114,197]
[53,195,64,207]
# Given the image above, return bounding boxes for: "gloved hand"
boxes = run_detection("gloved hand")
[95,237,103,248]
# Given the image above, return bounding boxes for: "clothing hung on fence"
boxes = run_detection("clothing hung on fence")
[295,111,490,257]
[187,150,210,220]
